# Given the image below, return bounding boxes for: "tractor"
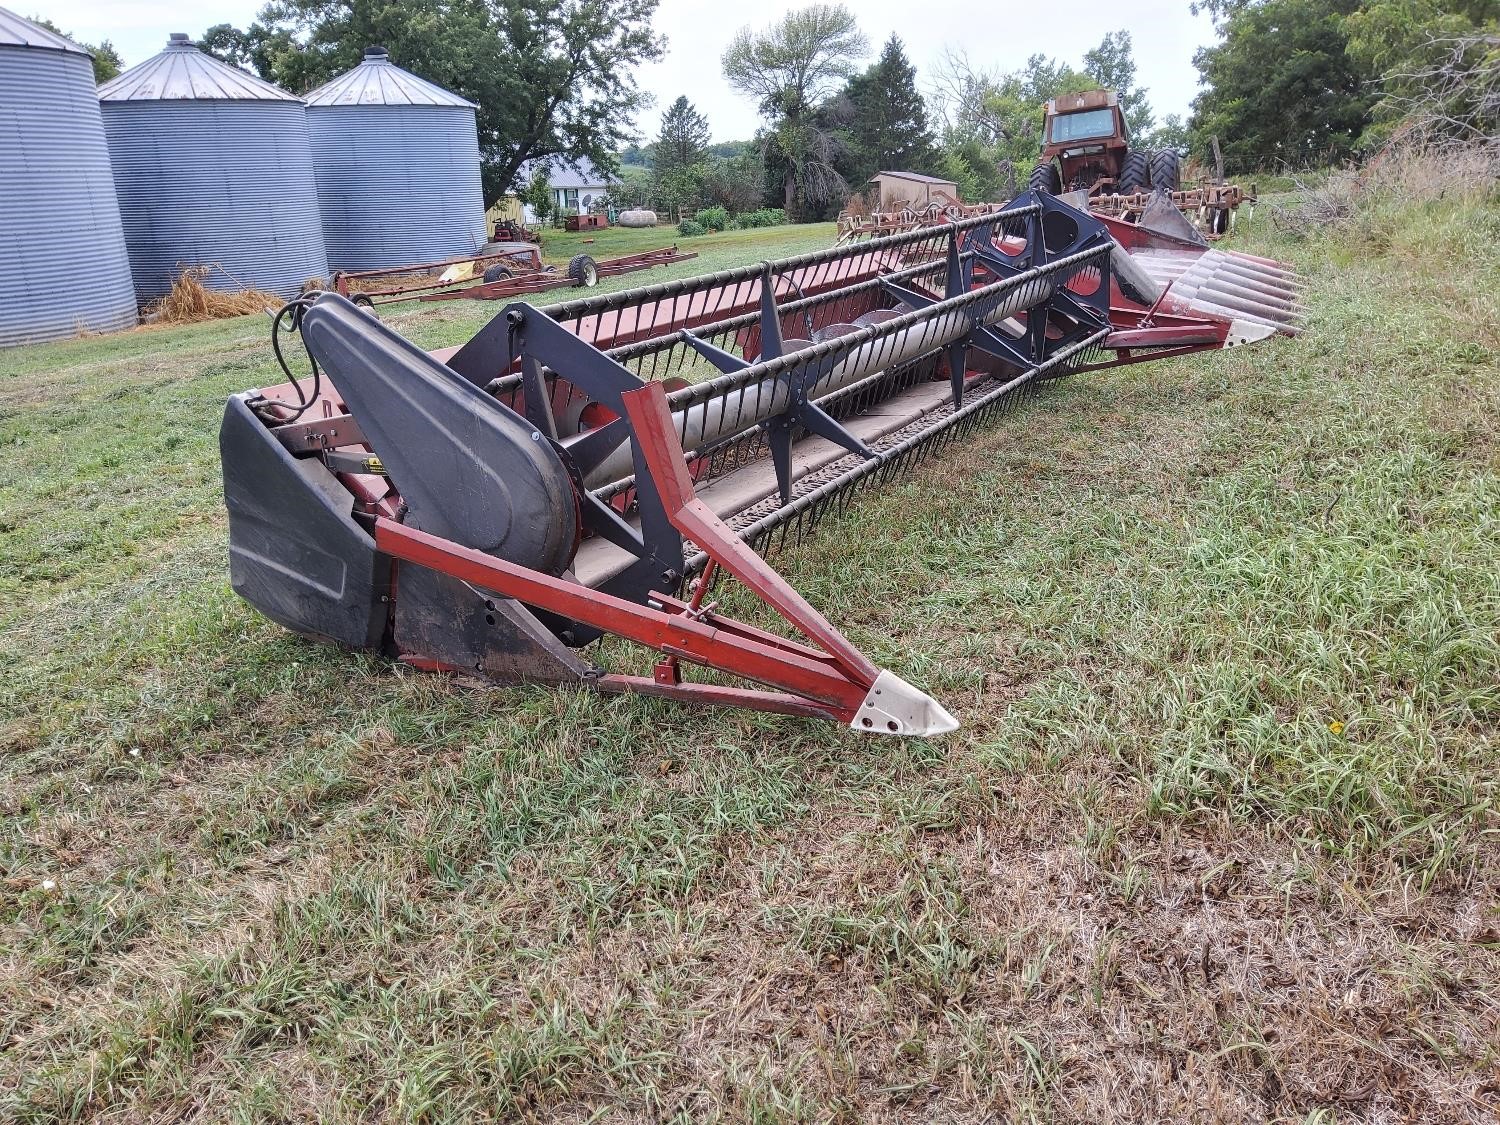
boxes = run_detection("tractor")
[1028,89,1180,199]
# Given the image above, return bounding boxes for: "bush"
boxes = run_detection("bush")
[735,208,787,229]
[693,206,730,232]
[677,219,706,236]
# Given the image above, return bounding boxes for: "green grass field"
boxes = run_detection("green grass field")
[531,219,792,269]
[1,201,1497,1121]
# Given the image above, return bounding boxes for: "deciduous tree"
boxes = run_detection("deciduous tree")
[927,49,1096,200]
[522,165,554,224]
[722,4,868,217]
[700,149,768,213]
[1190,0,1375,170]
[1083,30,1154,138]
[32,18,121,81]
[1345,0,1498,145]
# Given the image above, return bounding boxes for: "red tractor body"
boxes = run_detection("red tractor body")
[1037,89,1133,195]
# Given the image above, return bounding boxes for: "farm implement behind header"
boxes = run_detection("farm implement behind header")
[1082,180,1257,238]
[222,192,1302,736]
[1031,90,1256,238]
[330,244,697,307]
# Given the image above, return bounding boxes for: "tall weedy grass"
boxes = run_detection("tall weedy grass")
[1270,142,1500,257]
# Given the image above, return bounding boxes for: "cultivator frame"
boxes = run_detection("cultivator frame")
[330,245,698,307]
[222,192,1301,735]
[835,199,1009,244]
[1086,181,1257,237]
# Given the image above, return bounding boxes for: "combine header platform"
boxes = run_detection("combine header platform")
[222,193,1301,735]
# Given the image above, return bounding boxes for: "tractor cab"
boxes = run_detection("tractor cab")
[1038,89,1131,195]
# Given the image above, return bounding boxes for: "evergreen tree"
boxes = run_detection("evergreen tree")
[842,35,937,182]
[652,96,711,174]
[649,96,710,213]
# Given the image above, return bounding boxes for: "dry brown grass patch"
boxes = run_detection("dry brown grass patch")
[147,266,284,324]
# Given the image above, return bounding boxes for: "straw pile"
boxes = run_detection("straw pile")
[148,266,284,324]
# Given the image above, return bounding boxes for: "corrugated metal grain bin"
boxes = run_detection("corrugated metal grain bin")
[0,6,136,348]
[99,34,328,301]
[305,47,486,271]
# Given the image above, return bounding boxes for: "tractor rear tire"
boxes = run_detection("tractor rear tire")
[1150,150,1181,192]
[482,264,513,283]
[1119,150,1149,194]
[1028,162,1061,194]
[567,254,599,288]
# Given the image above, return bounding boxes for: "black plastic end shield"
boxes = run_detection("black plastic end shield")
[220,393,389,651]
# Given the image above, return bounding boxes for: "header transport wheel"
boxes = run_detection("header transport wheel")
[568,254,599,288]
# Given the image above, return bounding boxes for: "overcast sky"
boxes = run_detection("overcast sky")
[31,0,1217,141]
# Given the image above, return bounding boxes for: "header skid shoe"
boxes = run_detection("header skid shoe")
[854,671,960,737]
[222,192,1301,736]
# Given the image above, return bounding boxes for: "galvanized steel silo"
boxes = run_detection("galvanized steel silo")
[304,48,487,270]
[0,7,136,347]
[99,35,328,301]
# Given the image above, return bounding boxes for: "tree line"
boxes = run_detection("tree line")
[188,0,1495,220]
[625,11,1190,220]
[1189,0,1496,172]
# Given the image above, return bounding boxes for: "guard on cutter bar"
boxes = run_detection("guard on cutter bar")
[220,192,1302,736]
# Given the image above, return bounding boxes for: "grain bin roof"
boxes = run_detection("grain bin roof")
[0,5,90,55]
[304,47,476,108]
[98,34,299,101]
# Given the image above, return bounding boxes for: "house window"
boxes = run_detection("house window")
[564,189,579,209]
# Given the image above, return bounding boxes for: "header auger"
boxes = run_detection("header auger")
[221,192,1302,736]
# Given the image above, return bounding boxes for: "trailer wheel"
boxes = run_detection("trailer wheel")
[351,293,375,309]
[1150,150,1181,192]
[567,254,599,288]
[1028,162,1060,194]
[482,264,514,283]
[1119,150,1149,194]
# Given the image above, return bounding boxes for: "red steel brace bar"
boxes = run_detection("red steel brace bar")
[619,382,883,686]
[370,382,922,725]
[374,518,871,720]
[370,380,892,722]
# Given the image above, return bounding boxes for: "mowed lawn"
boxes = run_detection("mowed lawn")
[1,205,1497,1122]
